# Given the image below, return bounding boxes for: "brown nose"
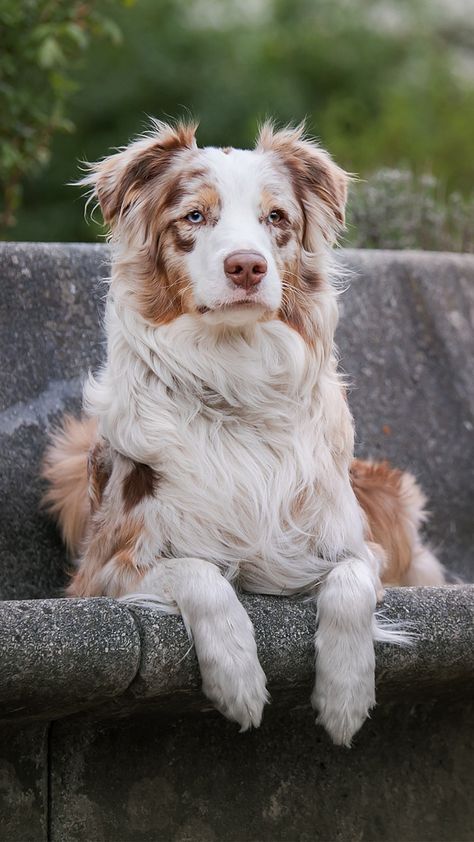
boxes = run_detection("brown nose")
[224,251,267,290]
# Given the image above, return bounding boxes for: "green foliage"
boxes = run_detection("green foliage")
[347,169,474,252]
[0,0,128,229]
[3,0,474,248]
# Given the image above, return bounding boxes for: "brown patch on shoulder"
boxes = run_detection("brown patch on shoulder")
[221,147,232,155]
[123,461,159,512]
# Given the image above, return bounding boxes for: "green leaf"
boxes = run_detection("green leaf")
[97,17,123,46]
[37,37,65,69]
[63,22,89,51]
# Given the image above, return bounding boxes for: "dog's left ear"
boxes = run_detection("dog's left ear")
[77,119,198,226]
[256,122,350,248]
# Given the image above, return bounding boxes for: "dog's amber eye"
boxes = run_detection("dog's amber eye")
[267,210,282,224]
[186,210,204,224]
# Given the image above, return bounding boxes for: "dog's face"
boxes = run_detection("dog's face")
[82,120,348,336]
[160,146,303,324]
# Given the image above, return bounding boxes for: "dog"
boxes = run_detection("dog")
[42,119,446,745]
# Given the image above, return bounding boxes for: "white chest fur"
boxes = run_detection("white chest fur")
[85,306,365,592]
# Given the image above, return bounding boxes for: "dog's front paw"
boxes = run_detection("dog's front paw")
[311,641,375,746]
[201,651,269,731]
[194,603,269,731]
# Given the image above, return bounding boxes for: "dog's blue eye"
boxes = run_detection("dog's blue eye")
[268,210,282,224]
[186,210,204,224]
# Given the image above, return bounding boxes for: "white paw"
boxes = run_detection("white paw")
[193,606,269,731]
[311,636,376,747]
[201,649,269,731]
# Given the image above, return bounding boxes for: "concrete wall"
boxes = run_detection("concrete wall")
[3,701,473,842]
[0,244,473,841]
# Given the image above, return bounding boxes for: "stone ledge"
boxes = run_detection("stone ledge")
[0,586,472,724]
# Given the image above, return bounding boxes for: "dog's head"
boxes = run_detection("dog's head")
[80,119,349,338]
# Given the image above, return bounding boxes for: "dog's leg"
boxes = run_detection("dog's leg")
[242,545,385,745]
[122,558,269,731]
[311,555,379,746]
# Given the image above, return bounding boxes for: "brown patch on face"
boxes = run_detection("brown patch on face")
[276,245,324,346]
[163,181,186,211]
[136,245,194,326]
[135,174,222,325]
[123,461,159,513]
[127,172,209,324]
[275,227,292,248]
[351,459,414,585]
[260,187,302,253]
[162,169,207,211]
[196,184,221,220]
[279,293,316,347]
[169,223,196,253]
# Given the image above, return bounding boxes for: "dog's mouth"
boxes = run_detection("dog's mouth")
[197,300,265,315]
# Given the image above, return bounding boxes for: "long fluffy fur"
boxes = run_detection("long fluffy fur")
[42,415,97,553]
[42,119,445,746]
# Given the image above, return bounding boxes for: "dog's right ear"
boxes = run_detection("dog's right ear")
[256,121,351,248]
[77,119,198,225]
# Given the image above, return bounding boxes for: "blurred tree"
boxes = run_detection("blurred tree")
[0,0,130,230]
[3,0,474,245]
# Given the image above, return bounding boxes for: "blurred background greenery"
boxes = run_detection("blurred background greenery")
[1,0,473,249]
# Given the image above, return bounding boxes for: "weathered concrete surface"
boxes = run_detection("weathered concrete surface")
[0,243,106,600]
[0,722,48,842]
[49,701,474,842]
[0,588,472,724]
[0,599,140,721]
[1,244,473,601]
[338,250,474,587]
[121,587,474,714]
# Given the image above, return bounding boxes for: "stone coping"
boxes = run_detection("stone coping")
[0,586,472,724]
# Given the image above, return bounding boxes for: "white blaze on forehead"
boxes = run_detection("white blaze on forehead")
[184,146,297,317]
[201,146,296,220]
[201,147,268,199]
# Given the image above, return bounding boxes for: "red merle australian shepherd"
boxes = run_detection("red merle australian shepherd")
[43,120,445,745]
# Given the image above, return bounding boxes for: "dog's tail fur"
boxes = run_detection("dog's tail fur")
[42,415,98,555]
[351,459,446,586]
